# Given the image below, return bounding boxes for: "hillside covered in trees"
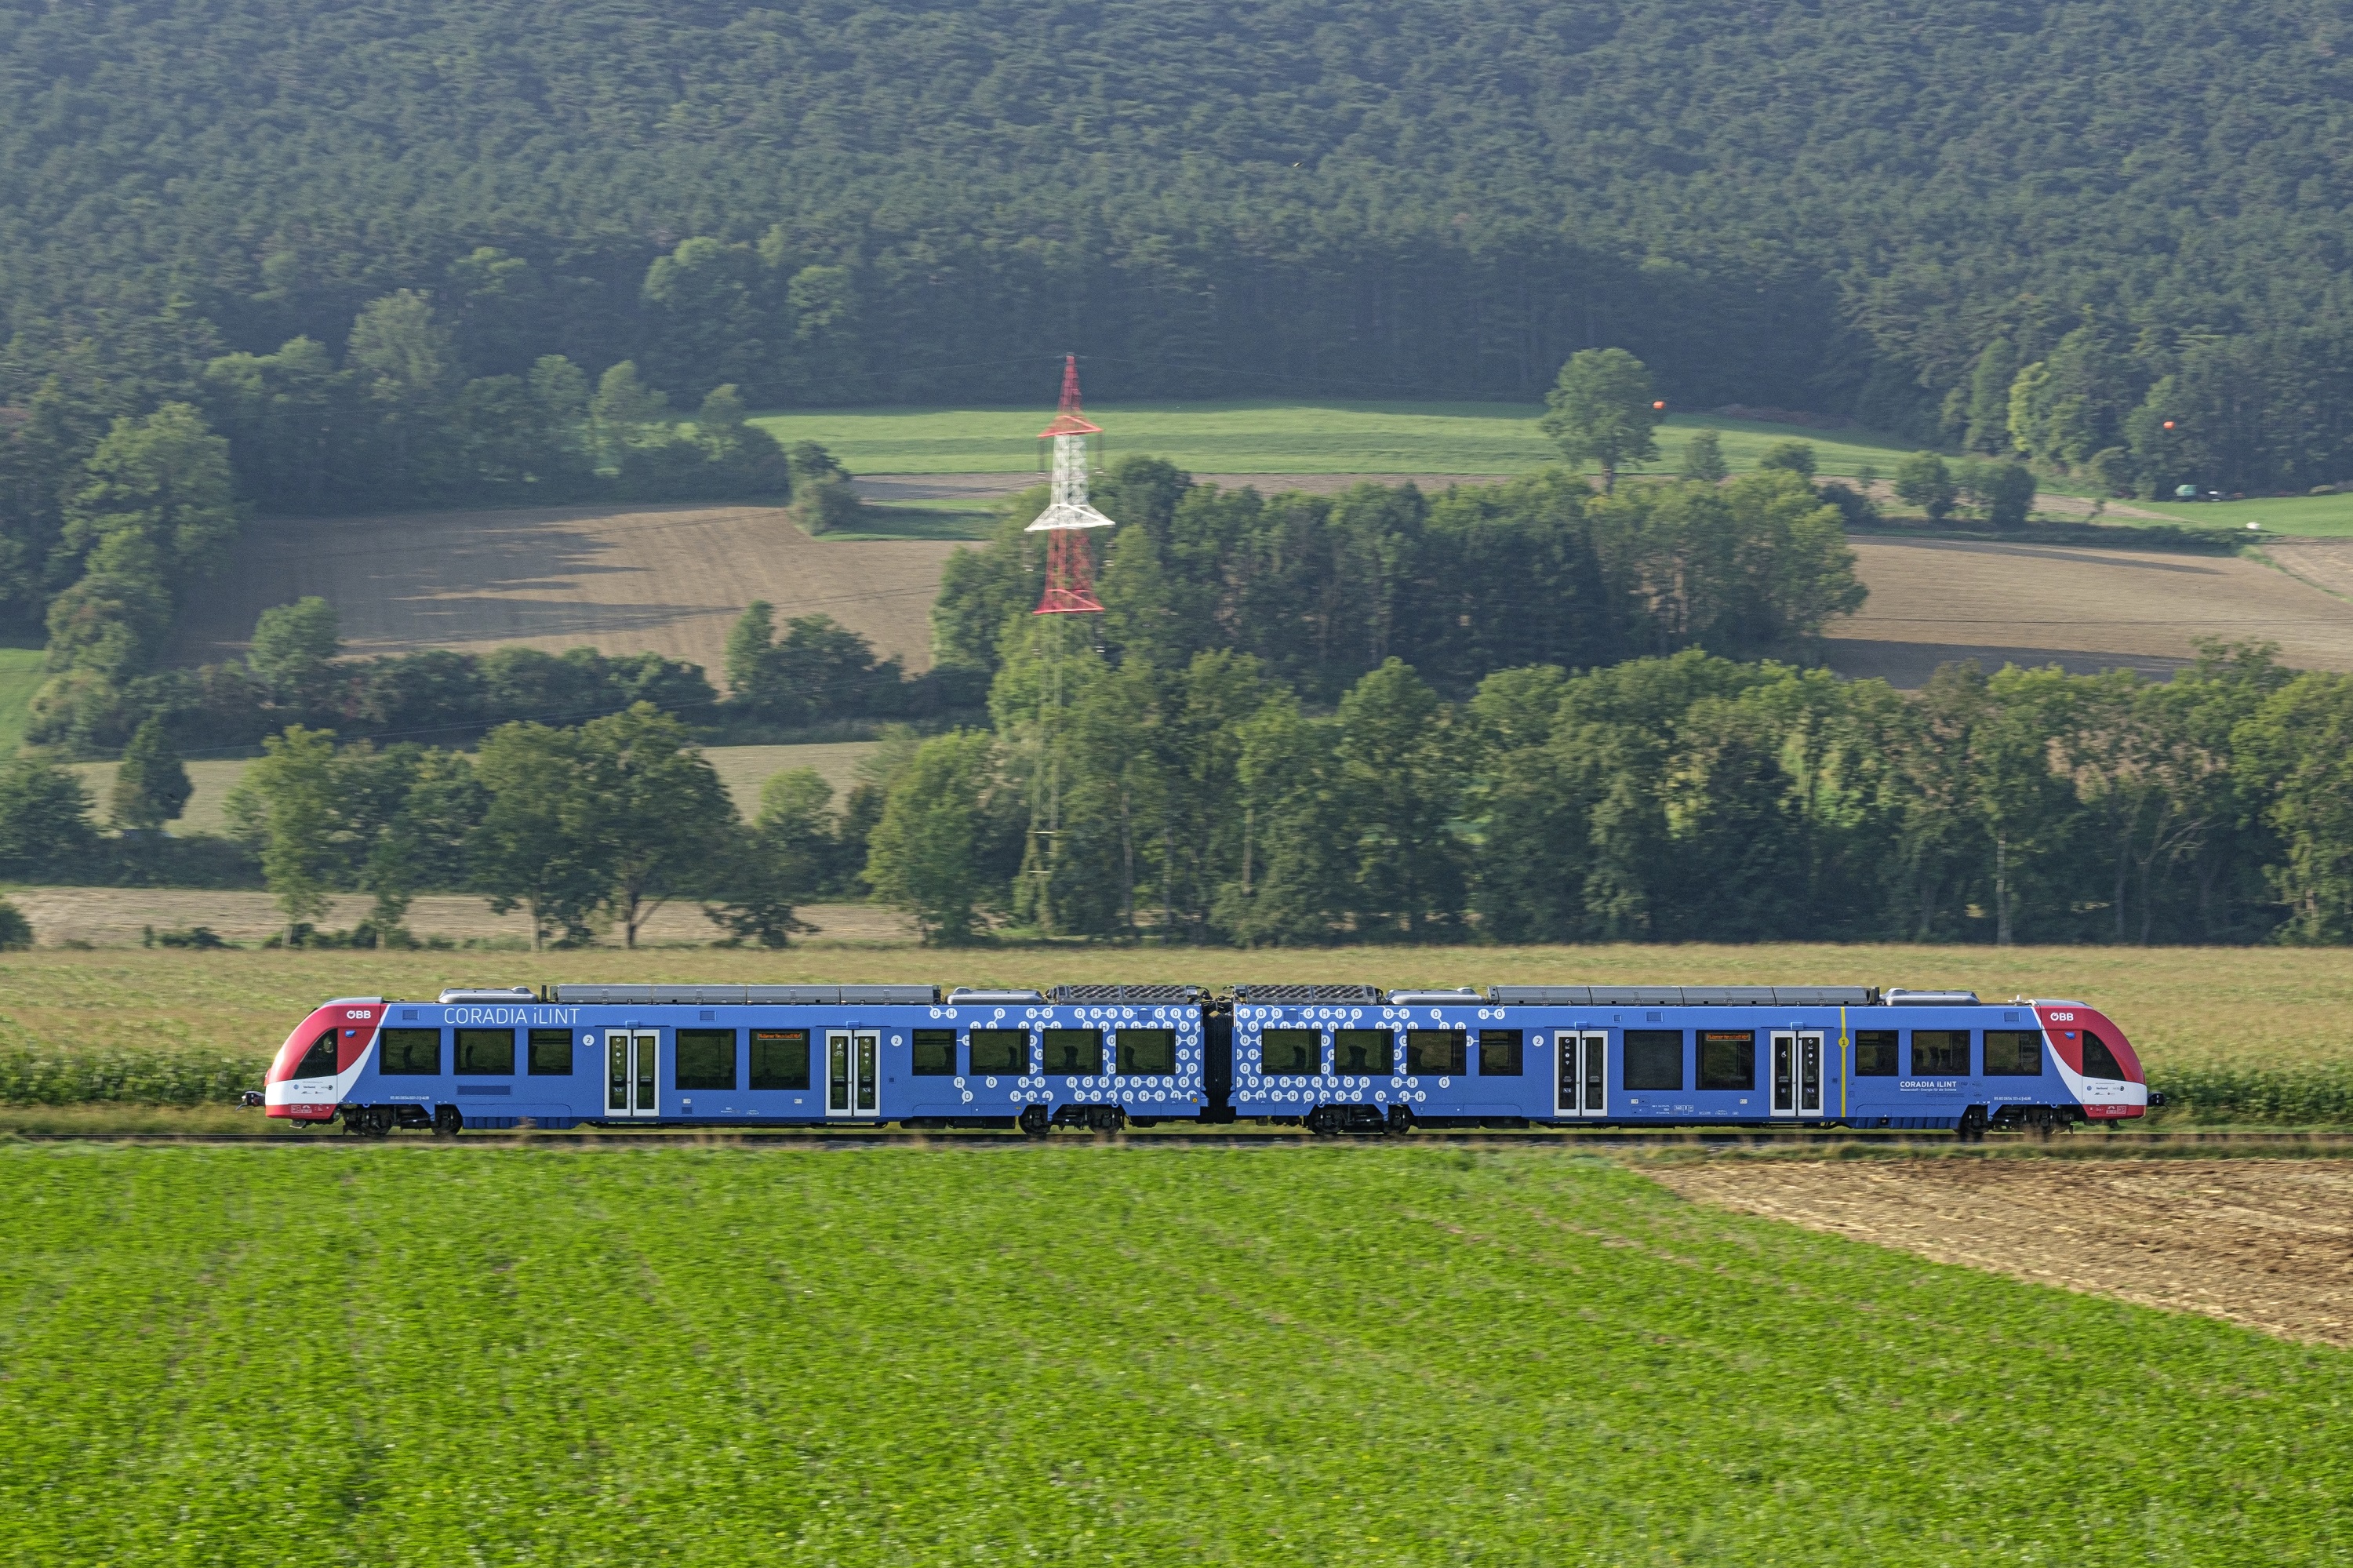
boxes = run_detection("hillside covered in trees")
[6,0,2353,459]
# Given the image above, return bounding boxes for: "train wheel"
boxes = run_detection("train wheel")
[433,1105,463,1139]
[1956,1106,1988,1144]
[1018,1104,1050,1138]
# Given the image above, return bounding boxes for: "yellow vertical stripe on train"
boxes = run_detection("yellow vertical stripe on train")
[1839,1004,1849,1119]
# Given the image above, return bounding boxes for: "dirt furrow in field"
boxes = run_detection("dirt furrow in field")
[1654,1157,2353,1346]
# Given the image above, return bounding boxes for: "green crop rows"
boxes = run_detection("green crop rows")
[2,1146,2344,1564]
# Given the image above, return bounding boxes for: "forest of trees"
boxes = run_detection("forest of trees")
[8,0,2353,581]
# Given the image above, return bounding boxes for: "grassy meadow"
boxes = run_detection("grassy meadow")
[0,646,44,753]
[751,400,1919,480]
[0,944,2348,1121]
[2,1144,2344,1565]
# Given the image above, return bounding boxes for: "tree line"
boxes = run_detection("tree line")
[30,591,985,757]
[933,449,1867,704]
[869,638,2353,948]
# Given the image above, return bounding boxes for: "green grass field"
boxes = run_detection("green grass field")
[751,401,1918,480]
[0,646,45,754]
[2,1144,2344,1565]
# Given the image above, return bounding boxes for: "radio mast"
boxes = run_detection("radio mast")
[1018,355,1115,933]
[1029,354,1115,612]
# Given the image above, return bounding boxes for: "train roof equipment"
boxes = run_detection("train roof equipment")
[1488,985,1880,1006]
[946,988,1046,1004]
[1231,984,1382,1003]
[1047,984,1205,1002]
[552,984,940,1006]
[1884,989,1983,1006]
[441,987,536,1003]
[1385,988,1482,1005]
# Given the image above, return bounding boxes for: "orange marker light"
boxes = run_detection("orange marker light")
[1652,401,1666,410]
[2162,420,2176,430]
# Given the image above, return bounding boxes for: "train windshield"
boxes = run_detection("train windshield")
[294,1028,337,1079]
[2081,1031,2129,1081]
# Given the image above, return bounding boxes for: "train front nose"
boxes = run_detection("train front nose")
[2033,1002,2149,1119]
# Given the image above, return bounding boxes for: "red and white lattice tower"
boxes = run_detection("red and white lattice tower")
[1029,355,1114,613]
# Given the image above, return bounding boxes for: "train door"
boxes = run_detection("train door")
[606,1030,660,1119]
[1555,1031,1607,1119]
[825,1029,881,1120]
[1769,1031,1824,1118]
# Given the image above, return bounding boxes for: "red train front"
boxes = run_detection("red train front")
[262,997,385,1122]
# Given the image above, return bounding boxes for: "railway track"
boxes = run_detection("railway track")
[10,1126,2352,1149]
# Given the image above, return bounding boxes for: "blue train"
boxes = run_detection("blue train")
[263,980,2151,1138]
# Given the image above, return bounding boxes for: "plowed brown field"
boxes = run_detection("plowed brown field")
[167,504,959,675]
[162,496,2353,691]
[1655,1157,2353,1346]
[1822,536,2353,686]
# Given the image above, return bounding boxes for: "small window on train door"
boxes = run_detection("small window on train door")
[1478,1029,1524,1075]
[969,1029,1027,1075]
[1042,1028,1102,1075]
[1333,1029,1391,1075]
[1911,1030,1969,1075]
[455,1028,515,1075]
[1983,1030,2043,1076]
[1406,1029,1466,1076]
[1116,1029,1176,1075]
[1624,1031,1683,1091]
[1853,1030,1899,1076]
[1698,1031,1755,1091]
[2080,1030,2128,1081]
[528,1028,574,1075]
[1260,1028,1321,1075]
[751,1029,809,1090]
[911,1028,957,1076]
[378,1028,441,1076]
[674,1029,736,1091]
[294,1028,339,1079]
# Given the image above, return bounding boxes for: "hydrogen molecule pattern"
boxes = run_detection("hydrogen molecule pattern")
[926,1000,1206,1109]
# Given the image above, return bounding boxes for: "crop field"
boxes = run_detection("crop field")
[751,400,1918,478]
[1822,534,2353,686]
[162,504,959,689]
[3,1144,2347,1566]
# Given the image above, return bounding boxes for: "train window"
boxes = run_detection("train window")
[969,1029,1028,1075]
[1911,1030,1969,1075]
[1854,1030,1898,1076]
[2081,1031,2128,1081]
[379,1028,440,1075]
[1698,1031,1755,1091]
[1042,1028,1102,1075]
[911,1029,957,1075]
[1478,1029,1524,1075]
[675,1028,736,1091]
[1334,1029,1392,1075]
[1623,1030,1682,1091]
[1117,1029,1176,1075]
[1984,1030,2043,1076]
[751,1030,809,1090]
[294,1028,338,1079]
[454,1028,515,1075]
[1260,1028,1321,1075]
[527,1029,573,1075]
[1406,1029,1466,1075]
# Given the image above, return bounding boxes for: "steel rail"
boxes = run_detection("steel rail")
[9,1128,2351,1149]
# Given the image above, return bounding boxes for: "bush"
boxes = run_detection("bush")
[0,900,31,951]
